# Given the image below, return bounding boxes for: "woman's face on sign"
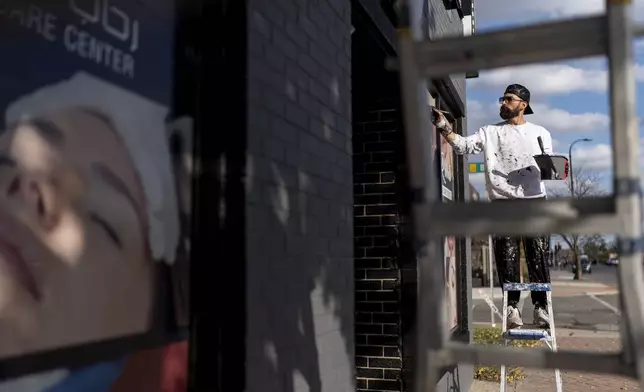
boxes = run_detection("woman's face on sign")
[0,108,155,358]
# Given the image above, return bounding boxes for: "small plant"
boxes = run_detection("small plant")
[473,327,542,384]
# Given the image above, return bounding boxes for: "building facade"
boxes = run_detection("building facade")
[202,0,476,391]
[352,1,475,391]
[0,1,475,391]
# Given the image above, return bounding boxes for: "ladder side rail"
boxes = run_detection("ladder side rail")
[500,291,508,392]
[607,0,644,379]
[393,2,447,392]
[546,291,563,392]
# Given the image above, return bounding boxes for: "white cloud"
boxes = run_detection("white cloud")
[466,100,487,133]
[530,104,609,133]
[470,61,644,96]
[469,63,608,95]
[475,0,644,29]
[569,138,644,173]
[467,100,609,134]
[571,143,613,170]
[636,64,644,81]
[476,0,603,21]
[467,32,644,96]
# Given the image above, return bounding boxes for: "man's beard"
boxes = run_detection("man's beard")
[500,106,522,120]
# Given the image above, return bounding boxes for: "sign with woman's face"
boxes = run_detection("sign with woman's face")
[444,236,458,330]
[0,107,156,357]
[0,0,190,390]
[441,135,454,201]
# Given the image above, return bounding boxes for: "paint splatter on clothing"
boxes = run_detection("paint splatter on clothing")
[449,121,553,200]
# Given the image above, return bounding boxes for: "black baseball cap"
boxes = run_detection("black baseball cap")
[504,84,534,115]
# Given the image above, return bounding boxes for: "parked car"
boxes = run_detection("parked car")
[573,260,592,274]
[606,257,620,266]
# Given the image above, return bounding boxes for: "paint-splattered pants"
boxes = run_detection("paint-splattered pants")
[492,199,551,308]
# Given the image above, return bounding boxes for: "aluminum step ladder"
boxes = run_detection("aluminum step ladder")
[389,0,644,391]
[500,283,562,392]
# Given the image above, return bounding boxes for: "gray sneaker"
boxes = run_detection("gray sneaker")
[533,307,550,328]
[507,306,523,329]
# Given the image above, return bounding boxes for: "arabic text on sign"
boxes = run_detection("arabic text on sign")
[69,0,139,52]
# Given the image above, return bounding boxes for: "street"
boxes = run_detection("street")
[472,263,622,333]
[470,263,641,391]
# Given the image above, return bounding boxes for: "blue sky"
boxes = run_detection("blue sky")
[466,0,644,197]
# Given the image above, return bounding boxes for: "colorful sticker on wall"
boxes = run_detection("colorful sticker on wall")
[468,162,485,173]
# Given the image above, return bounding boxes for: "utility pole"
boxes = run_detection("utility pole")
[569,138,592,280]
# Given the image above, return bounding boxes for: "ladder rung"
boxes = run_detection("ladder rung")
[414,15,607,77]
[504,329,551,341]
[503,283,551,292]
[434,343,632,377]
[420,197,628,237]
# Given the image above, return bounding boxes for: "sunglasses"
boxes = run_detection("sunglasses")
[498,96,524,104]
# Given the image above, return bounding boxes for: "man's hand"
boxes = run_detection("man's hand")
[431,107,450,129]
[431,107,455,141]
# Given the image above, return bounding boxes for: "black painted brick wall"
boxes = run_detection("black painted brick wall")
[354,106,405,392]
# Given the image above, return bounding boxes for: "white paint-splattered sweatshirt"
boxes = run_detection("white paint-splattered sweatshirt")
[449,121,553,200]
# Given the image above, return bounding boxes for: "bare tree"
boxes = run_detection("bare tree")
[548,165,608,279]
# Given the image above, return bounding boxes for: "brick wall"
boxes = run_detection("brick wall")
[245,0,355,391]
[354,103,407,392]
[351,2,472,391]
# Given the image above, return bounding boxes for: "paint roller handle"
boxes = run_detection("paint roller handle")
[537,136,546,155]
[535,136,558,179]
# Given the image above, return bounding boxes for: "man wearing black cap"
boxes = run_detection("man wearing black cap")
[432,84,553,329]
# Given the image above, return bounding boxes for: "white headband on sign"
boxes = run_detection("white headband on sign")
[4,72,180,265]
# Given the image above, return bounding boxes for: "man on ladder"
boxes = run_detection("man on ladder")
[394,0,644,389]
[432,84,553,329]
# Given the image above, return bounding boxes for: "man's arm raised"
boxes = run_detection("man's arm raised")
[431,108,485,155]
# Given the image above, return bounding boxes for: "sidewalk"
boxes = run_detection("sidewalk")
[473,282,616,301]
[472,272,617,301]
[469,336,638,392]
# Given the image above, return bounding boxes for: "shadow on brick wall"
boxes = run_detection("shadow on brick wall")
[245,0,355,390]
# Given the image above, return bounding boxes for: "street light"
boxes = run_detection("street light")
[568,138,592,280]
[568,138,593,197]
